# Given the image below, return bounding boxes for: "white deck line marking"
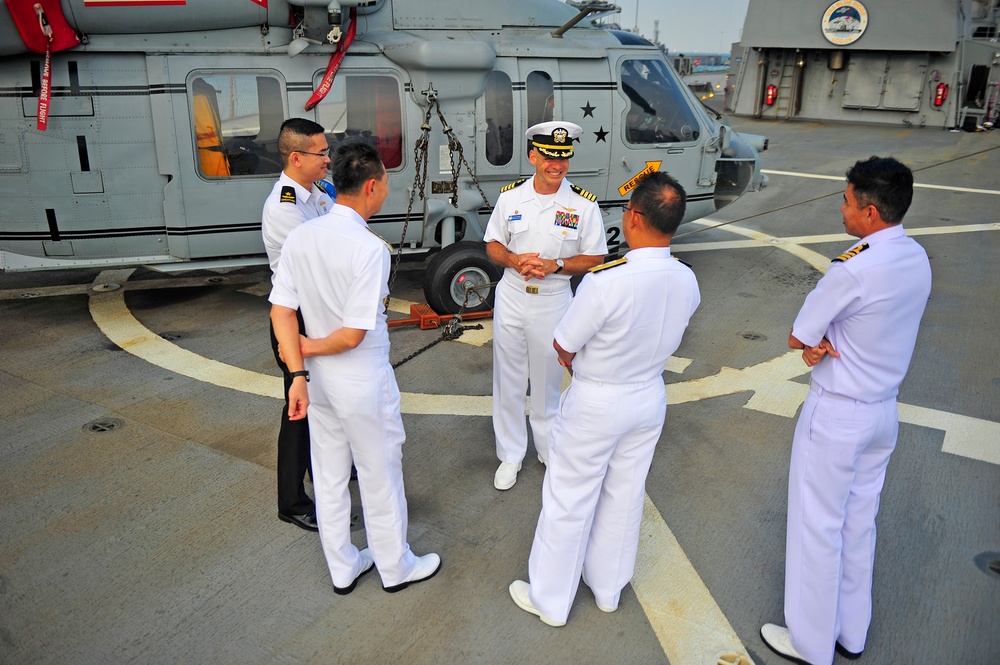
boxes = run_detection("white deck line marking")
[678,223,1000,255]
[89,269,283,400]
[762,169,1000,196]
[634,495,753,665]
[85,269,756,662]
[668,350,1000,466]
[83,206,1000,664]
[669,351,809,418]
[665,356,693,374]
[686,220,832,271]
[898,404,1000,466]
[88,277,487,400]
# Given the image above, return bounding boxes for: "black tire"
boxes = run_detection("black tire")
[423,241,501,314]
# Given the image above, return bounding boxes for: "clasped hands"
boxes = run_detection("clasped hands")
[788,330,841,367]
[801,338,840,367]
[511,252,559,280]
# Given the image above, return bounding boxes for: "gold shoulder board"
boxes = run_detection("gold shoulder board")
[279,185,297,204]
[570,184,597,202]
[500,178,528,193]
[832,242,869,263]
[365,226,394,253]
[589,257,628,273]
[673,255,692,268]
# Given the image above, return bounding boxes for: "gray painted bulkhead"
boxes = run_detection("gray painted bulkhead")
[729,0,1000,128]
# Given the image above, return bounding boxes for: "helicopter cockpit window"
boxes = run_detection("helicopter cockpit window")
[620,59,700,144]
[315,74,403,170]
[526,71,555,128]
[484,71,514,166]
[190,73,285,178]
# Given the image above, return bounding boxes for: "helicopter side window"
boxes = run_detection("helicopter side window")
[526,71,554,129]
[620,59,700,145]
[484,71,514,166]
[315,74,403,170]
[190,73,285,178]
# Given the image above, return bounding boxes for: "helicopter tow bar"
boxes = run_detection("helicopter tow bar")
[388,278,498,370]
[383,88,497,368]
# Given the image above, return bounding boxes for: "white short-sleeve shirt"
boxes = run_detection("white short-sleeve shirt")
[555,247,700,384]
[269,204,390,352]
[483,176,607,285]
[792,224,931,402]
[261,171,334,279]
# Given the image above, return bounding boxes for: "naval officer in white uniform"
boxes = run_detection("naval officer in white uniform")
[484,121,607,490]
[270,141,440,595]
[761,157,932,665]
[509,171,700,626]
[262,118,334,532]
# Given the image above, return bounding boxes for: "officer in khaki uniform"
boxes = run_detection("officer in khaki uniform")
[508,172,699,626]
[484,121,607,491]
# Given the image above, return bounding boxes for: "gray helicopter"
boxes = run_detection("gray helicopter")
[0,0,767,313]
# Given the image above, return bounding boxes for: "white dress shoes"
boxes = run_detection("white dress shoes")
[760,624,810,664]
[333,548,374,595]
[382,552,441,593]
[836,642,863,660]
[582,572,618,613]
[595,598,618,613]
[494,461,521,490]
[508,580,565,627]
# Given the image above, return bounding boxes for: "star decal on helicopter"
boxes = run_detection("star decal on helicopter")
[581,101,596,118]
[594,126,609,142]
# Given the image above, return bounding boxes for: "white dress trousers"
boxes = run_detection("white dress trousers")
[270,207,422,590]
[306,346,418,589]
[492,276,572,463]
[785,224,929,663]
[528,376,667,624]
[484,176,605,465]
[784,384,898,665]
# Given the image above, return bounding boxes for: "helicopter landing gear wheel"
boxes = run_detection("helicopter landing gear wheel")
[423,241,501,314]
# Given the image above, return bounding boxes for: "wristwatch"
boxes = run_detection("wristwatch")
[554,258,565,274]
[290,370,310,382]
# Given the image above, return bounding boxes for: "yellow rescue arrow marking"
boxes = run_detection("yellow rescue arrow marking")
[617,160,662,197]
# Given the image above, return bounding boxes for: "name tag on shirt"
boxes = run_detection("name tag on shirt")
[507,213,522,222]
[554,211,580,229]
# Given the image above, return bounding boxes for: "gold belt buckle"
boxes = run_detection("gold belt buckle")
[526,285,539,294]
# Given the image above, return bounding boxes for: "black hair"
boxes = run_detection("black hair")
[329,141,385,195]
[845,156,913,223]
[277,118,327,167]
[629,171,686,236]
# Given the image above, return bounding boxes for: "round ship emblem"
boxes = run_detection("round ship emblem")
[821,0,868,45]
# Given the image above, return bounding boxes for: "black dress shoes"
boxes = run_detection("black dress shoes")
[278,512,319,532]
[836,642,863,660]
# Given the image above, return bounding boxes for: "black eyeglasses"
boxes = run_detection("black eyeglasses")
[296,148,331,158]
[620,204,645,216]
